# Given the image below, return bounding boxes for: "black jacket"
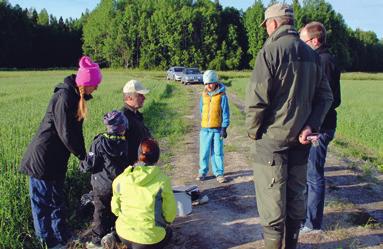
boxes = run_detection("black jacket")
[317,46,341,130]
[19,75,87,180]
[121,105,152,166]
[80,133,129,192]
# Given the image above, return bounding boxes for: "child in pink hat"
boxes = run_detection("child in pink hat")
[19,56,102,249]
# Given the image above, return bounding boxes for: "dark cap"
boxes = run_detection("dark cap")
[103,110,129,134]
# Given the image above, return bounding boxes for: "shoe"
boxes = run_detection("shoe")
[85,241,103,249]
[101,232,116,248]
[216,175,226,183]
[300,226,322,234]
[80,191,94,207]
[196,175,206,181]
[48,244,66,249]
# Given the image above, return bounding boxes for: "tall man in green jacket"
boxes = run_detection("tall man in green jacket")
[245,3,333,249]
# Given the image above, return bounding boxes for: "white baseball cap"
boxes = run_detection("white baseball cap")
[123,80,149,95]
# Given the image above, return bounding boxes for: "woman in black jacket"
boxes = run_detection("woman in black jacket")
[19,56,102,249]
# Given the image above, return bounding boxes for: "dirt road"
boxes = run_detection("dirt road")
[166,84,383,249]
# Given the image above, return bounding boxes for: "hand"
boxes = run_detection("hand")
[220,128,227,139]
[298,125,312,145]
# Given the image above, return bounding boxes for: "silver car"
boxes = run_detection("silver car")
[181,68,203,85]
[166,66,185,81]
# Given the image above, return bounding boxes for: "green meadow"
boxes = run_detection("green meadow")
[0,70,382,248]
[223,72,383,171]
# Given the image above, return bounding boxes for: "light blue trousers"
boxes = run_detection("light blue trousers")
[199,129,224,176]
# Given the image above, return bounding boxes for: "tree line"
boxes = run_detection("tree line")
[1,0,383,71]
[0,1,85,68]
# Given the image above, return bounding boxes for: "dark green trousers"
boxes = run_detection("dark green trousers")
[252,141,310,249]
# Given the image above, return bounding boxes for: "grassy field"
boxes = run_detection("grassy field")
[0,70,192,248]
[1,70,382,248]
[222,72,383,172]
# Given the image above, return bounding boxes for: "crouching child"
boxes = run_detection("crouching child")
[111,138,177,249]
[80,110,129,248]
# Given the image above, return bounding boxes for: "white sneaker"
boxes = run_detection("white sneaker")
[101,232,117,248]
[216,175,226,183]
[85,241,103,249]
[300,226,322,234]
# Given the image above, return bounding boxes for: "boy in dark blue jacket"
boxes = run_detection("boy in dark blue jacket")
[80,110,129,248]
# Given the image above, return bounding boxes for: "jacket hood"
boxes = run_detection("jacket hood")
[99,133,128,158]
[54,74,77,93]
[54,74,92,100]
[206,83,226,96]
[123,164,161,186]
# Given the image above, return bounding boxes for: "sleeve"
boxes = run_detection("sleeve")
[161,176,177,223]
[79,138,103,173]
[245,49,273,139]
[220,94,230,128]
[305,64,334,131]
[111,177,122,216]
[321,53,341,109]
[199,95,203,114]
[329,58,341,109]
[53,91,86,160]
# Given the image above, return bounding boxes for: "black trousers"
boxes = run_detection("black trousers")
[119,227,173,249]
[92,188,116,242]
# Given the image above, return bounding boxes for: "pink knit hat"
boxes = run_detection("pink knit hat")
[75,56,102,87]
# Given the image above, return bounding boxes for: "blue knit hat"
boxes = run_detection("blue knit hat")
[103,110,129,134]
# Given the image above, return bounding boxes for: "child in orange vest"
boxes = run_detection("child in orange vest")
[197,70,230,183]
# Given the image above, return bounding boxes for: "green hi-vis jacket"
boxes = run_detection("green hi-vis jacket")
[111,164,176,245]
[246,25,333,148]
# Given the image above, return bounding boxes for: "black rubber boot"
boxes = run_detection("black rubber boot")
[285,218,302,249]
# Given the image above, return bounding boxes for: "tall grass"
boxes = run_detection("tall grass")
[0,70,190,248]
[335,80,383,166]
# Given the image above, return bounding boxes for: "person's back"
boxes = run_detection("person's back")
[112,139,176,249]
[248,24,330,147]
[316,46,341,130]
[82,132,129,190]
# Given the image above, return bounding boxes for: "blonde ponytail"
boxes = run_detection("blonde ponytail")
[77,86,88,121]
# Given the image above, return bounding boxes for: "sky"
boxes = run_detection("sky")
[8,0,383,39]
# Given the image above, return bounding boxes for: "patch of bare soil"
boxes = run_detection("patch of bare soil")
[166,87,383,249]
